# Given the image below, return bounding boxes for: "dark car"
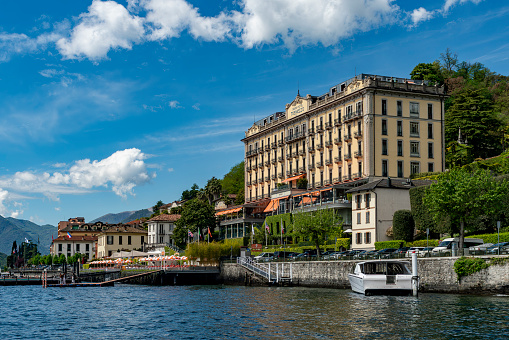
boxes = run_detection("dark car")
[393,247,411,258]
[273,251,297,259]
[375,248,398,259]
[486,242,509,254]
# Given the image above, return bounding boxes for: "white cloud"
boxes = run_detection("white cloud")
[410,7,435,26]
[192,103,200,110]
[168,168,174,172]
[0,148,154,200]
[443,0,483,12]
[0,188,22,218]
[57,0,145,60]
[168,100,182,109]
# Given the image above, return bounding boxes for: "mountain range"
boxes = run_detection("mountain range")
[90,209,152,224]
[0,215,56,255]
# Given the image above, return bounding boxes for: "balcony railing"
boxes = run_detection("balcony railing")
[308,163,315,170]
[334,118,341,126]
[354,151,363,158]
[285,131,306,143]
[344,154,352,161]
[343,110,362,123]
[264,176,270,182]
[308,146,315,153]
[271,158,276,164]
[278,173,284,178]
[325,141,333,148]
[316,124,324,132]
[278,140,284,147]
[334,137,342,145]
[247,180,252,186]
[317,161,324,168]
[353,172,363,179]
[271,142,277,149]
[315,181,323,188]
[286,171,292,177]
[264,161,270,166]
[308,127,315,135]
[354,131,362,139]
[344,134,352,141]
[246,165,252,171]
[299,166,306,173]
[325,159,332,166]
[324,179,331,186]
[264,145,270,151]
[271,174,277,180]
[316,143,324,150]
[332,177,340,183]
[278,156,284,162]
[343,175,352,181]
[325,122,333,130]
[298,149,306,156]
[246,149,258,157]
[292,152,298,158]
[286,153,292,159]
[334,156,341,163]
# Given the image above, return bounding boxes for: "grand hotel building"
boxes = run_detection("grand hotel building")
[236,74,446,245]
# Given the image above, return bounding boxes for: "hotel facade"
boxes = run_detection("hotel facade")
[239,74,446,246]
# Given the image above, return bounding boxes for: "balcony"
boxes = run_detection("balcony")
[308,127,315,136]
[308,146,315,153]
[271,142,277,149]
[247,180,252,186]
[298,149,306,156]
[286,171,292,177]
[264,176,270,182]
[316,124,324,132]
[264,161,270,167]
[271,158,276,164]
[278,173,284,179]
[410,152,420,157]
[285,131,306,143]
[246,165,251,171]
[264,145,270,152]
[271,174,277,180]
[324,179,331,186]
[343,110,362,123]
[257,163,263,169]
[353,172,363,179]
[334,156,342,163]
[334,118,341,126]
[334,137,342,145]
[325,159,332,166]
[325,122,333,130]
[299,166,306,173]
[354,151,363,158]
[343,175,352,181]
[278,140,284,147]
[307,183,314,189]
[308,163,315,170]
[292,152,298,158]
[332,177,340,183]
[354,131,363,139]
[325,141,333,148]
[278,156,284,162]
[315,181,323,188]
[316,143,324,150]
[286,153,292,159]
[246,149,257,158]
[344,134,352,141]
[344,154,352,161]
[257,148,264,155]
[317,161,324,168]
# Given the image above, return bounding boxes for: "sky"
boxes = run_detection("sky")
[0,0,508,226]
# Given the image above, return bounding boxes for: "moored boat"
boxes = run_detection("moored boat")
[348,260,412,296]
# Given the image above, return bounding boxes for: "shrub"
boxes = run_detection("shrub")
[375,240,406,250]
[466,232,509,244]
[393,210,415,242]
[454,257,489,280]
[410,239,439,247]
[335,238,351,250]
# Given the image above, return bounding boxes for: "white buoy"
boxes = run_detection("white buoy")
[411,252,418,297]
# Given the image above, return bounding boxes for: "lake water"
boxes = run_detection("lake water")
[0,285,507,339]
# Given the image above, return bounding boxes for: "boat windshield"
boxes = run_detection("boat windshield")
[362,262,410,275]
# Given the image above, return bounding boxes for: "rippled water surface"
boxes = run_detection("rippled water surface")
[0,285,507,339]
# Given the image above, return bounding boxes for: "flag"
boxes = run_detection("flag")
[208,227,212,238]
[198,228,203,240]
[25,237,30,243]
[67,232,72,238]
[252,225,255,235]
[265,222,270,232]
[281,224,285,235]
[12,249,16,254]
[188,230,194,238]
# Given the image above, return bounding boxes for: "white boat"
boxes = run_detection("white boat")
[348,260,413,296]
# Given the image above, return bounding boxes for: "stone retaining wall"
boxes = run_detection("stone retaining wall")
[221,257,509,294]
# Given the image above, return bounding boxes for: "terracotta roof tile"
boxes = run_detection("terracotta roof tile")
[147,214,181,222]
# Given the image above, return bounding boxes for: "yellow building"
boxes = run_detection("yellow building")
[97,225,147,258]
[242,74,446,203]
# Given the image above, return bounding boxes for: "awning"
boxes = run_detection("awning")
[297,196,318,206]
[215,207,242,216]
[282,174,305,183]
[344,229,353,233]
[263,199,279,213]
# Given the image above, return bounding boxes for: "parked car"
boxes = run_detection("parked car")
[329,251,349,260]
[254,252,274,262]
[352,250,370,259]
[393,247,411,257]
[405,247,424,257]
[376,248,398,259]
[272,251,297,260]
[486,242,509,254]
[468,243,494,254]
[432,238,483,255]
[341,250,364,259]
[418,247,435,257]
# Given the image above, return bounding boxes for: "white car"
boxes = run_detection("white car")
[405,247,424,257]
[254,252,273,262]
[418,247,435,257]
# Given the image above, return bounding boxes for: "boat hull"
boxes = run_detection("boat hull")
[348,273,412,296]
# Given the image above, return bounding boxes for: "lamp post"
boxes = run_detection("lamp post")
[497,221,501,255]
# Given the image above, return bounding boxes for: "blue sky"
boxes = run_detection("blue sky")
[0,0,507,226]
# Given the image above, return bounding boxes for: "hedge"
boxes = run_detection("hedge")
[466,232,509,244]
[410,239,439,247]
[264,213,292,236]
[335,238,351,250]
[393,210,415,242]
[374,240,406,250]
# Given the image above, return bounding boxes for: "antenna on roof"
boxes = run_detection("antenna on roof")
[297,80,300,97]
[355,67,356,77]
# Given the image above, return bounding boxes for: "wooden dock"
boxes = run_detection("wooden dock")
[47,270,163,288]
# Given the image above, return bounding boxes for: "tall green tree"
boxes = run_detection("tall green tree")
[181,183,200,201]
[292,208,342,257]
[423,168,509,254]
[410,61,444,85]
[392,210,415,242]
[152,200,164,215]
[174,199,216,248]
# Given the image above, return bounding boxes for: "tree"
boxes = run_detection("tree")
[174,199,216,248]
[152,200,164,215]
[410,62,444,85]
[181,183,200,201]
[439,48,459,78]
[204,177,222,205]
[292,208,342,257]
[445,85,503,160]
[221,162,244,195]
[392,210,415,242]
[423,168,509,254]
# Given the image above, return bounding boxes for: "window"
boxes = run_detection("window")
[397,140,403,156]
[428,142,434,158]
[119,236,123,245]
[67,244,71,251]
[382,99,387,115]
[397,160,403,178]
[410,122,419,137]
[365,232,371,244]
[58,244,62,252]
[382,119,387,135]
[356,233,363,244]
[428,162,434,172]
[76,244,80,252]
[428,103,433,119]
[411,162,420,175]
[382,139,388,155]
[410,102,419,117]
[356,195,361,209]
[397,101,402,117]
[397,120,403,136]
[410,141,420,156]
[86,244,90,251]
[382,160,388,177]
[357,212,361,224]
[428,123,433,139]
[365,212,370,223]
[107,236,113,245]
[128,236,132,245]
[365,193,371,208]
[141,236,145,244]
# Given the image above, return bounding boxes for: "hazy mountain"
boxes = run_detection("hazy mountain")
[0,253,7,268]
[0,216,55,255]
[90,209,152,224]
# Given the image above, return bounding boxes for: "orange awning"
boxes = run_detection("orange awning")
[263,199,279,213]
[215,207,242,216]
[282,174,305,183]
[230,207,242,213]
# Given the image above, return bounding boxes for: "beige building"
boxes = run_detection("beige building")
[50,235,97,261]
[97,225,147,258]
[346,178,430,250]
[242,74,445,202]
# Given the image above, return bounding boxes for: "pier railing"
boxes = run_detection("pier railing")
[237,257,292,284]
